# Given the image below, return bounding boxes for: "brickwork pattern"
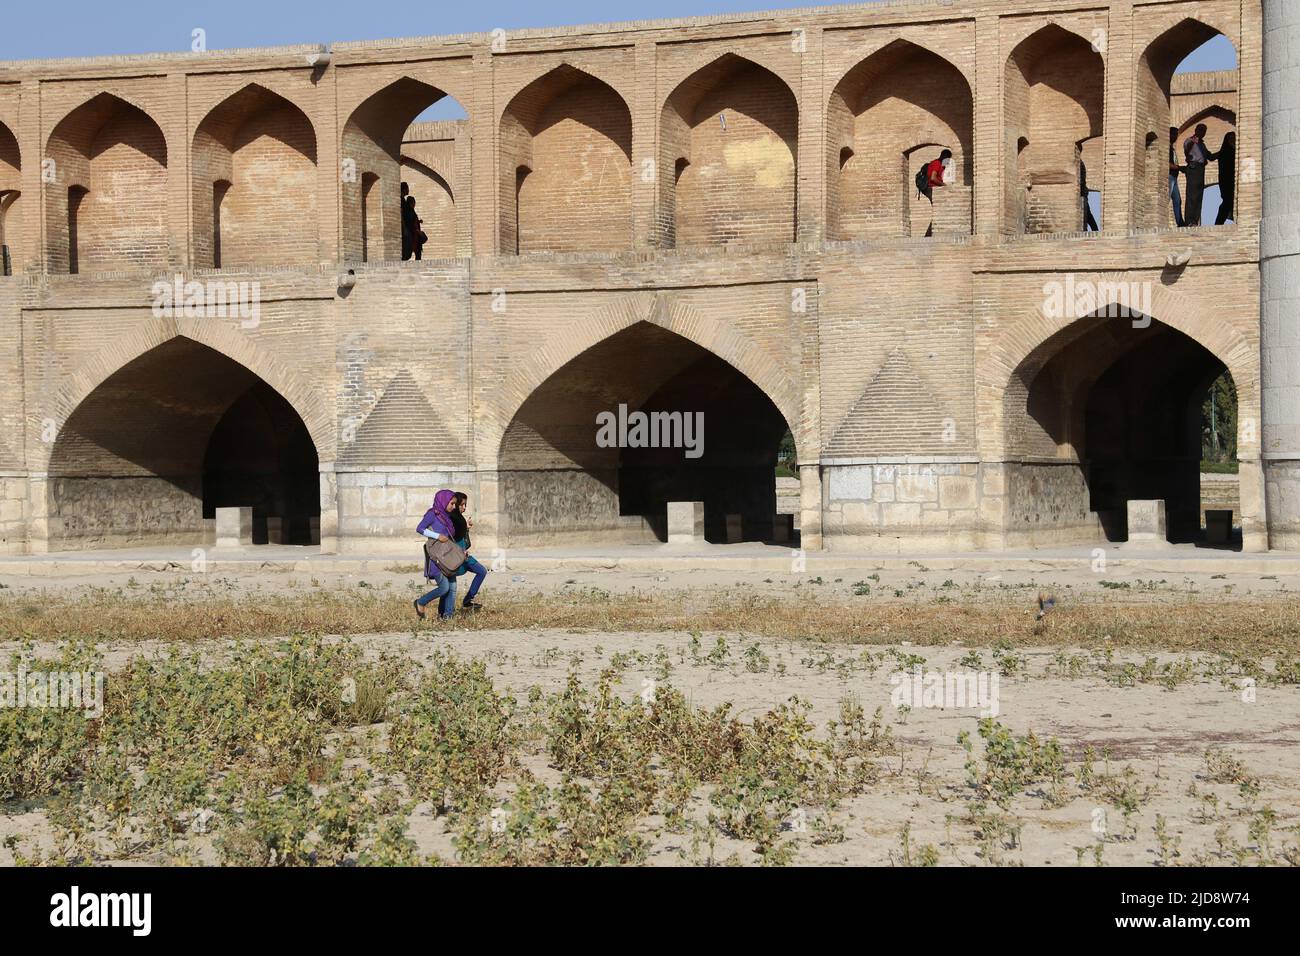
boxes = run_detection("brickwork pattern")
[0,0,1277,555]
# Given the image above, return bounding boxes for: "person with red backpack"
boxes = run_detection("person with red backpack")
[914,149,952,237]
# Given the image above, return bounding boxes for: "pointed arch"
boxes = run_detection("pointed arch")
[192,83,318,269]
[979,281,1258,463]
[494,305,802,547]
[486,294,802,470]
[45,332,324,550]
[44,317,334,468]
[44,92,168,273]
[658,53,798,248]
[342,76,457,262]
[498,64,633,255]
[1003,25,1105,236]
[1134,18,1238,228]
[826,38,973,239]
[985,282,1258,546]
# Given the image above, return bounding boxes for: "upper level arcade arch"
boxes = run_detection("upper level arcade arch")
[1004,25,1104,236]
[44,93,168,274]
[1136,17,1240,229]
[192,84,318,270]
[658,54,798,248]
[498,65,633,255]
[827,39,973,240]
[342,77,466,263]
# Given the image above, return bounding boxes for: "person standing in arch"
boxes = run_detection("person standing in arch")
[1168,128,1186,228]
[401,192,426,261]
[1183,124,1211,227]
[400,182,413,260]
[914,149,952,238]
[1080,161,1099,232]
[1213,131,1237,225]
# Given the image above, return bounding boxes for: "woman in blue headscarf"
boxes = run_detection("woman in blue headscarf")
[413,489,459,620]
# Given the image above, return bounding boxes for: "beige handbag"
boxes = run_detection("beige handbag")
[423,536,466,578]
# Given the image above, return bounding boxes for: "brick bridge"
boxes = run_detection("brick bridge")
[0,0,1296,556]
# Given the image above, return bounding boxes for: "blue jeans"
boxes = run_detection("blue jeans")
[459,555,487,602]
[1169,174,1185,227]
[416,569,456,619]
[438,576,458,619]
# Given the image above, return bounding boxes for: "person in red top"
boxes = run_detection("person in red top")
[916,149,952,237]
[917,149,952,201]
[928,150,951,190]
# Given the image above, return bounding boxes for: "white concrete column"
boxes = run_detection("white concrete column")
[1261,0,1300,548]
[26,472,49,554]
[799,463,822,551]
[318,463,339,553]
[475,470,501,554]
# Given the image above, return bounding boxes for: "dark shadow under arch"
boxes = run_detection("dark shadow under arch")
[48,338,319,550]
[498,322,796,546]
[1005,311,1231,545]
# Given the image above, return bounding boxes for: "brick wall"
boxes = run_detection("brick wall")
[0,121,20,273]
[192,84,318,269]
[662,55,797,247]
[44,94,168,273]
[0,0,1274,555]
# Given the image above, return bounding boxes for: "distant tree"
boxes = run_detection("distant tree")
[778,429,796,467]
[1201,370,1237,463]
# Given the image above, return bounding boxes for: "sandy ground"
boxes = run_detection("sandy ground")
[3,557,1297,866]
[359,630,1300,866]
[3,614,1297,866]
[1,555,1296,602]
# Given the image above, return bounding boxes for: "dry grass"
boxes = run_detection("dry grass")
[3,584,1299,655]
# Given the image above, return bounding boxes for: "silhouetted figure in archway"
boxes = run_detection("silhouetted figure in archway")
[1183,123,1210,226]
[1213,131,1236,225]
[400,181,412,260]
[402,195,425,261]
[1168,127,1185,227]
[1080,161,1099,232]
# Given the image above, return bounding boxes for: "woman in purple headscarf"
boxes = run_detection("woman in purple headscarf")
[413,489,459,620]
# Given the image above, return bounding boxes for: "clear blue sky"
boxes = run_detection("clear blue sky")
[0,0,1239,69]
[0,1,834,59]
